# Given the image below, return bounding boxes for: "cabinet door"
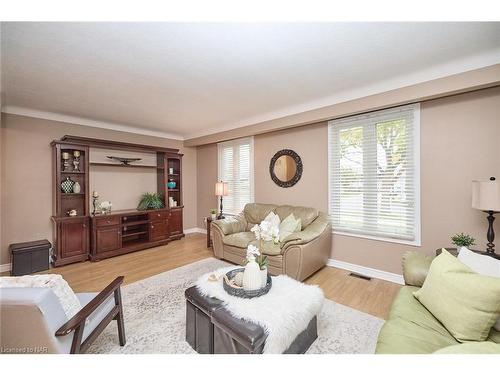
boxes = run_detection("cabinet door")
[96,226,122,253]
[150,220,169,242]
[169,208,183,236]
[60,219,89,258]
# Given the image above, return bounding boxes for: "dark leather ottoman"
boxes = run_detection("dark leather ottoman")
[185,286,224,354]
[185,286,318,354]
[212,307,317,354]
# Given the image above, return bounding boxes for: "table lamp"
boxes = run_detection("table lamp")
[215,181,229,219]
[472,176,500,255]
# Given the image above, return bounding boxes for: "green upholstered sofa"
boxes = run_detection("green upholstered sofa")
[375,251,500,354]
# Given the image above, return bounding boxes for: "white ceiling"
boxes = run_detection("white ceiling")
[2,22,500,140]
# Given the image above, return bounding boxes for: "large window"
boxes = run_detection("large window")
[217,137,254,215]
[328,104,420,244]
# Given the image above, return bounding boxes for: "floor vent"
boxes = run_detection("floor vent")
[348,272,372,281]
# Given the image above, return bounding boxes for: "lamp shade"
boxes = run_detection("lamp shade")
[472,178,500,212]
[215,182,229,197]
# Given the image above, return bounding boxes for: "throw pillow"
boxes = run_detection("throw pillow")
[262,211,281,229]
[0,274,82,320]
[279,213,302,242]
[413,249,500,342]
[458,247,500,331]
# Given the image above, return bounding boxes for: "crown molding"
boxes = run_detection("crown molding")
[1,106,185,141]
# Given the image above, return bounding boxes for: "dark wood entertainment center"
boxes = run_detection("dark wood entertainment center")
[51,135,184,267]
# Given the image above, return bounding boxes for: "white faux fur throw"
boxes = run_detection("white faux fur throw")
[196,267,324,354]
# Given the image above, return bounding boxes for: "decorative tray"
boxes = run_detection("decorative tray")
[223,268,272,299]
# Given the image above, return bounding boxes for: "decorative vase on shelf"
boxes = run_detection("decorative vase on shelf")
[260,267,268,288]
[73,182,81,194]
[167,179,176,189]
[242,255,262,291]
[61,177,75,193]
[458,246,468,254]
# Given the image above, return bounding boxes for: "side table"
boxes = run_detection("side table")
[436,247,500,260]
[206,217,213,248]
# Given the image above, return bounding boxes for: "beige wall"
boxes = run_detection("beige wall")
[196,143,218,228]
[254,122,328,211]
[89,148,158,211]
[0,113,197,265]
[196,87,500,274]
[2,87,499,272]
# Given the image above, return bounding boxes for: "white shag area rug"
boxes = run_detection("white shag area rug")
[196,267,324,353]
[88,258,384,354]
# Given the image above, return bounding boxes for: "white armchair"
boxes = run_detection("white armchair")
[0,276,125,354]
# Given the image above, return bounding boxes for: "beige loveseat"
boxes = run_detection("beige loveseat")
[211,203,331,281]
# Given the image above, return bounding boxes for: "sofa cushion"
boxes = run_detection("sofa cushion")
[458,247,500,331]
[263,211,281,228]
[243,203,277,227]
[376,286,459,354]
[274,205,318,229]
[222,232,255,249]
[278,214,302,242]
[413,250,500,342]
[250,240,282,256]
[433,342,500,354]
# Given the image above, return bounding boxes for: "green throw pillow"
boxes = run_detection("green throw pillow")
[278,213,301,242]
[413,249,500,342]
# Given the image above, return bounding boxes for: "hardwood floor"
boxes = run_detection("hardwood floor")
[305,266,400,319]
[37,233,213,292]
[28,233,399,319]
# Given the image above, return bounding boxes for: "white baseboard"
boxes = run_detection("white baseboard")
[184,227,207,234]
[0,263,12,273]
[326,258,404,285]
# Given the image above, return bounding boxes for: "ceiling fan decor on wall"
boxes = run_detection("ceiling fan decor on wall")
[106,156,142,165]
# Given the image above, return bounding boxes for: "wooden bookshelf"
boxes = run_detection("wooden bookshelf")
[51,136,184,267]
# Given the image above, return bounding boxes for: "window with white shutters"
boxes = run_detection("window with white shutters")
[217,137,254,215]
[328,104,420,244]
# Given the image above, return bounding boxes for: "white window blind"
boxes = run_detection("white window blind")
[217,137,254,215]
[328,104,420,244]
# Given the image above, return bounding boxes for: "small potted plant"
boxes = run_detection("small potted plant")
[451,233,476,253]
[137,192,165,210]
[210,209,217,220]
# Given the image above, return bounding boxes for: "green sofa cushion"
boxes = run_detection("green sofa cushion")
[488,328,500,344]
[376,287,459,354]
[222,232,255,249]
[413,250,500,342]
[433,342,500,354]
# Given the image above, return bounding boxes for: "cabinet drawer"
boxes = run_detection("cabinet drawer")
[150,220,169,241]
[149,210,169,221]
[96,226,122,253]
[94,216,120,227]
[169,208,183,236]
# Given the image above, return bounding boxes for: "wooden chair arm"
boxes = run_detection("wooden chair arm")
[56,276,124,336]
